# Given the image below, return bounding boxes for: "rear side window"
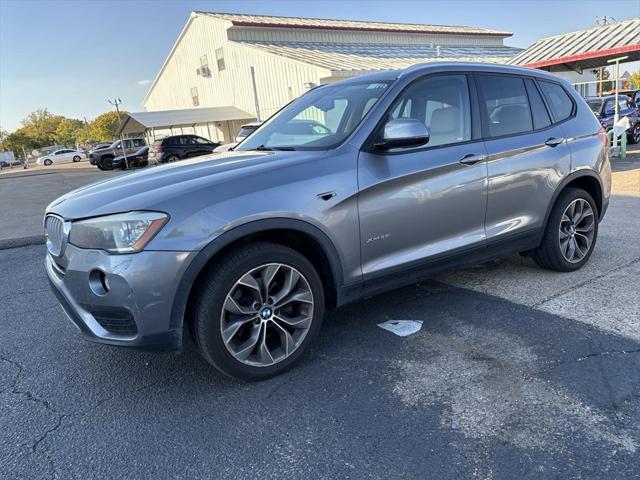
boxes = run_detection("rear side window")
[477,75,533,137]
[538,80,574,122]
[525,79,551,130]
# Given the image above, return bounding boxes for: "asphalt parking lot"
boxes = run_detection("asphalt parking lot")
[1,157,639,479]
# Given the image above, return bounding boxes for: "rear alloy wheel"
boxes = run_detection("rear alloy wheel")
[72,155,81,162]
[193,242,324,380]
[166,154,179,163]
[533,188,598,272]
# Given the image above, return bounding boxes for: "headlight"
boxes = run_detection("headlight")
[69,211,168,253]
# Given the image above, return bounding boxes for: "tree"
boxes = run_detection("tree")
[20,108,65,146]
[1,129,35,155]
[627,71,640,89]
[88,111,126,142]
[54,118,85,146]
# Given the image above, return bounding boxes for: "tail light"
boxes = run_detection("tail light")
[152,142,163,152]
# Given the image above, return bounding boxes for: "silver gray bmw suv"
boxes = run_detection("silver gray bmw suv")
[45,63,611,380]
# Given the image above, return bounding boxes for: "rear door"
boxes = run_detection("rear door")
[476,74,572,244]
[358,73,488,279]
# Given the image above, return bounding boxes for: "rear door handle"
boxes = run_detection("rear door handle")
[459,153,487,165]
[545,137,565,147]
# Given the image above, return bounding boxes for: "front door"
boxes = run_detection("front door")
[358,74,488,279]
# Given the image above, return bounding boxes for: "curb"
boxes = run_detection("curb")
[0,235,46,250]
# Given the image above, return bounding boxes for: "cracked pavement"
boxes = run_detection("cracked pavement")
[1,162,639,479]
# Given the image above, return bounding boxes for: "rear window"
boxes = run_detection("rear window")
[538,81,574,122]
[477,75,533,137]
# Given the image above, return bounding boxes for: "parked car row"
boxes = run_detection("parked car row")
[586,94,640,144]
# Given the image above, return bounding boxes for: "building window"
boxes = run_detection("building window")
[215,47,225,71]
[200,54,208,69]
[191,87,199,107]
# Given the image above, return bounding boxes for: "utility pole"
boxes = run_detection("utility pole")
[108,98,128,169]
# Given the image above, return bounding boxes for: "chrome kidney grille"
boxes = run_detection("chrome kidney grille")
[45,215,66,257]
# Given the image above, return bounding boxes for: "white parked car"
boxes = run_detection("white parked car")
[37,149,86,166]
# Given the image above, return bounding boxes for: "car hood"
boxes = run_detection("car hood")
[46,149,325,219]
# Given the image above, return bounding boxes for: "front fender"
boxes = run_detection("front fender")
[167,217,346,331]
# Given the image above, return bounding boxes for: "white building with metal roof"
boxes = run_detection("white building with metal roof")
[137,11,520,143]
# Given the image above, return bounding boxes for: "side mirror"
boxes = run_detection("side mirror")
[375,118,430,150]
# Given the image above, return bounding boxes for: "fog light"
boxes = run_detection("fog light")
[89,270,109,296]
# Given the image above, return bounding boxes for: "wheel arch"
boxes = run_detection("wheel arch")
[169,218,345,335]
[537,170,604,244]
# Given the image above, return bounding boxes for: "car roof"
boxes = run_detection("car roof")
[332,61,570,86]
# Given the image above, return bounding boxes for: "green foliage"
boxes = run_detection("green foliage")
[88,111,126,141]
[54,118,85,146]
[0,108,126,153]
[627,71,640,89]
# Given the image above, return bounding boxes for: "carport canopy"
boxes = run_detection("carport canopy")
[116,106,254,136]
[509,17,640,71]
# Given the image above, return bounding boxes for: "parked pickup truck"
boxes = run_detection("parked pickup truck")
[89,138,147,170]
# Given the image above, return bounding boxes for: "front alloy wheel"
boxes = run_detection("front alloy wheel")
[193,242,325,380]
[221,263,314,367]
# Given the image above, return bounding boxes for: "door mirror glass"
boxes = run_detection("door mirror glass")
[376,118,430,150]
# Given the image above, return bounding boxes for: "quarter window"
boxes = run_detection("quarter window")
[538,80,574,122]
[477,75,533,137]
[389,74,471,148]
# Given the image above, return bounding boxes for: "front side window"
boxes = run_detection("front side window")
[477,75,533,137]
[538,80,574,122]
[193,136,211,144]
[237,80,392,151]
[388,74,471,148]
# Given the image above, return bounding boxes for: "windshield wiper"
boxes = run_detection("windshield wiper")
[253,145,296,151]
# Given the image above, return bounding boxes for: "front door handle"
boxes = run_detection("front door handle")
[459,153,487,165]
[545,137,565,147]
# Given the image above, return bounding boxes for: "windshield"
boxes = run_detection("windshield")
[586,99,602,114]
[237,80,392,151]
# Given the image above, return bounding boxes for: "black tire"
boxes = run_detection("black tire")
[533,187,598,272]
[628,123,640,145]
[102,156,114,170]
[43,159,52,166]
[129,160,138,169]
[72,155,81,162]
[97,164,105,171]
[166,154,179,163]
[192,242,325,381]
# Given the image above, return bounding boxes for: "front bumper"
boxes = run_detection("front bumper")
[45,244,197,351]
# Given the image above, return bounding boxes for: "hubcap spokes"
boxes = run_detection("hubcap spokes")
[220,263,314,367]
[559,198,595,263]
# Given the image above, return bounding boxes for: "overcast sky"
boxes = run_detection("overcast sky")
[1,0,638,131]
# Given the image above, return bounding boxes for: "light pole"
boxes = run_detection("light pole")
[108,98,128,169]
[606,55,629,148]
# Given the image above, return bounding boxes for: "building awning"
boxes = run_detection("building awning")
[508,17,640,70]
[116,106,254,136]
[233,40,522,75]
